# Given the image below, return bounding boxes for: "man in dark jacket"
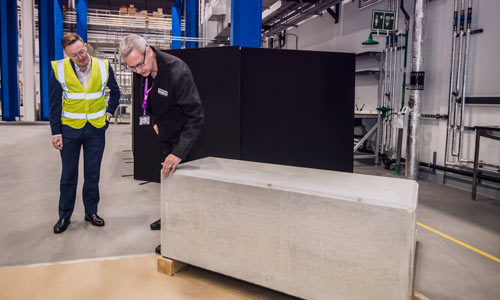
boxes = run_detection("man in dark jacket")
[120,34,204,254]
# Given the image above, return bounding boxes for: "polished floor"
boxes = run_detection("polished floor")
[355,164,500,300]
[0,124,499,300]
[0,123,160,266]
[0,254,299,300]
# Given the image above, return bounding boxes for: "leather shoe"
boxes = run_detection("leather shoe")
[150,219,161,230]
[53,218,70,234]
[155,244,161,254]
[84,213,105,227]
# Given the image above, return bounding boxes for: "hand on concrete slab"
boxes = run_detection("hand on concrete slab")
[153,124,159,135]
[162,154,181,177]
[52,136,63,150]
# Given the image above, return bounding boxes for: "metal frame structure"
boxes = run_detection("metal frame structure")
[12,3,211,122]
[354,0,409,169]
[262,0,341,39]
[353,51,383,164]
[472,126,500,200]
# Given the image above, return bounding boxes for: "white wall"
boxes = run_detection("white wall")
[283,0,500,167]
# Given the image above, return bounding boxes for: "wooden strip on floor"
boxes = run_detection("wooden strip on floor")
[0,254,297,300]
[1,254,430,300]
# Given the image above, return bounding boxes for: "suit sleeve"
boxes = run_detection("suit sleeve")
[106,64,121,115]
[171,67,204,160]
[49,68,63,136]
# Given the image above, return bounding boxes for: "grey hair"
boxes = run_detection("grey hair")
[120,34,148,57]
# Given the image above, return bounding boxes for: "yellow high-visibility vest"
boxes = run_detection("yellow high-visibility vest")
[51,57,109,129]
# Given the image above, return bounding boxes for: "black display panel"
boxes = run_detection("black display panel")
[240,48,354,172]
[166,47,242,163]
[132,47,354,182]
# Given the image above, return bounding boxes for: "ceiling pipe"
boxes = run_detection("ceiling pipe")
[263,0,341,37]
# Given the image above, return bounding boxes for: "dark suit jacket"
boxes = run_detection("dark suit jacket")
[135,48,204,160]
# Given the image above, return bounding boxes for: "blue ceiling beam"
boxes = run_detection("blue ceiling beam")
[171,0,183,49]
[230,0,262,48]
[38,0,64,121]
[185,0,199,48]
[0,0,20,121]
[76,0,88,43]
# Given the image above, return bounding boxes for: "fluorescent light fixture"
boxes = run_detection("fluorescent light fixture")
[296,14,319,26]
[262,1,282,19]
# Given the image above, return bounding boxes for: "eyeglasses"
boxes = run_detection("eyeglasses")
[127,48,148,71]
[70,48,87,59]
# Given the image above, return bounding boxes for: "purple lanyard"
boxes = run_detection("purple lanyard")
[142,77,152,114]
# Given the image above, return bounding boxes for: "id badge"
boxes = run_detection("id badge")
[139,115,150,126]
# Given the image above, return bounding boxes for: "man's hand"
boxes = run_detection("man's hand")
[153,124,159,135]
[106,113,112,122]
[161,154,181,177]
[52,136,63,150]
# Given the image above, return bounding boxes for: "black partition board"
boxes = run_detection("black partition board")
[240,48,355,172]
[165,47,242,162]
[133,47,355,182]
[132,47,243,182]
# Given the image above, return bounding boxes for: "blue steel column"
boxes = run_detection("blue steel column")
[0,0,20,121]
[171,0,183,49]
[185,0,199,48]
[38,0,64,121]
[76,0,88,43]
[230,0,262,48]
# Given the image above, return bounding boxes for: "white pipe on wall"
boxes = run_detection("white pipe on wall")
[21,0,37,121]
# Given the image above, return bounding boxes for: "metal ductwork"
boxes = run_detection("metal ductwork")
[406,0,427,180]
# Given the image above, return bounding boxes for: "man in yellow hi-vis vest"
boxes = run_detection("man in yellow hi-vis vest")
[49,33,120,234]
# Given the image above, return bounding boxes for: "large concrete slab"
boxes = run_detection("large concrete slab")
[161,157,418,300]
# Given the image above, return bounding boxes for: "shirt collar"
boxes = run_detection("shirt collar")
[151,46,168,68]
[74,54,92,72]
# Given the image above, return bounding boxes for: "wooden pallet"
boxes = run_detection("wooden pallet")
[412,290,431,300]
[157,256,186,276]
[157,256,431,299]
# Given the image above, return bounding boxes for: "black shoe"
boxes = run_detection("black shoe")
[84,213,105,227]
[155,244,161,254]
[150,219,161,230]
[53,218,70,234]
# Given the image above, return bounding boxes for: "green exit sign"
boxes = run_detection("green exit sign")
[371,10,395,31]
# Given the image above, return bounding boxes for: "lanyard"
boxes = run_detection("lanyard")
[142,77,152,115]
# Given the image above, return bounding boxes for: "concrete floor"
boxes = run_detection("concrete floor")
[356,164,500,300]
[1,124,499,300]
[0,124,161,266]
